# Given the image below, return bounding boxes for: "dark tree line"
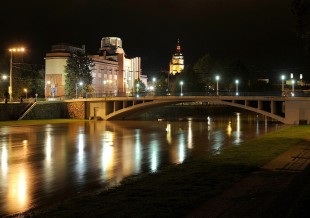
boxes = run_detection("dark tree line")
[292,0,310,54]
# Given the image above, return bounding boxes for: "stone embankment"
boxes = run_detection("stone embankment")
[0,101,86,120]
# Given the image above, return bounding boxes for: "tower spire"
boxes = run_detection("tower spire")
[176,38,181,53]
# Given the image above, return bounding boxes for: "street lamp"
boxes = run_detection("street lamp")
[281,75,285,96]
[76,81,83,98]
[9,47,25,102]
[24,88,28,99]
[235,79,239,96]
[291,79,295,97]
[180,81,184,96]
[215,75,220,96]
[136,83,140,97]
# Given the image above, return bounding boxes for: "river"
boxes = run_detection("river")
[0,112,281,216]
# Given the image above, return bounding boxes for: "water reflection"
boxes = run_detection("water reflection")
[0,115,280,216]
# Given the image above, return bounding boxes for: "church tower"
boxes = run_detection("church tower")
[169,39,184,75]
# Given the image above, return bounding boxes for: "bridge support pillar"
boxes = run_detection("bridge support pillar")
[258,100,262,110]
[285,101,310,124]
[271,101,276,114]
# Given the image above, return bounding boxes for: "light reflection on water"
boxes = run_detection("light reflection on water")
[0,114,281,216]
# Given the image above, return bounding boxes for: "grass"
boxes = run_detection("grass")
[21,125,310,218]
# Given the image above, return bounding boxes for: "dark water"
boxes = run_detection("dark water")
[0,113,281,216]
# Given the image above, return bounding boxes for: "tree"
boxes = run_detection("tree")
[154,75,167,96]
[193,54,223,92]
[11,63,44,100]
[65,50,94,98]
[134,79,146,96]
[292,0,310,53]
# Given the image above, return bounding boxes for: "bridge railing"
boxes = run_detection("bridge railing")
[45,90,310,101]
[85,90,310,98]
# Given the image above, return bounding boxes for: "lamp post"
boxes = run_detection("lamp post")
[180,81,184,96]
[281,75,285,96]
[76,81,83,98]
[215,75,220,96]
[235,79,239,96]
[291,79,295,97]
[9,47,25,102]
[24,88,27,99]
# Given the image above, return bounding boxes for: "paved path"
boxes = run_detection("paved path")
[187,141,310,218]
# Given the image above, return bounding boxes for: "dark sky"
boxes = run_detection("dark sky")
[0,0,309,77]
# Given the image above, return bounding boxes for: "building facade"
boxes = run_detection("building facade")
[45,37,143,98]
[169,39,184,75]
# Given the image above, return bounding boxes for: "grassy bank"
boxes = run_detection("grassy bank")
[23,125,310,217]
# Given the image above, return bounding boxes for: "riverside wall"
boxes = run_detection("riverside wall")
[0,101,86,121]
[0,103,30,120]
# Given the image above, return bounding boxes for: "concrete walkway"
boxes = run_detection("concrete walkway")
[187,140,310,218]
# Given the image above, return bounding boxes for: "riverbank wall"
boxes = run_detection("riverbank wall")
[0,103,29,120]
[0,101,86,121]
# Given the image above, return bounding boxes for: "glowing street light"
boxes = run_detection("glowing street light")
[281,75,285,96]
[136,83,140,97]
[76,81,83,98]
[180,81,184,96]
[2,75,8,80]
[215,75,220,96]
[9,47,25,102]
[235,79,239,96]
[24,88,28,99]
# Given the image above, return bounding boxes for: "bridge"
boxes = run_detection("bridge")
[65,95,310,125]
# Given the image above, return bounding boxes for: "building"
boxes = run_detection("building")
[45,37,143,98]
[169,39,184,75]
[45,43,84,97]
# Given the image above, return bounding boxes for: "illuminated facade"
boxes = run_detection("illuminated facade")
[45,43,84,97]
[169,39,184,75]
[45,37,143,97]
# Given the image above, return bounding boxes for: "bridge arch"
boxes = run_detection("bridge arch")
[86,96,288,123]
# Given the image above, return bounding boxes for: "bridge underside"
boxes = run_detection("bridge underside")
[81,96,310,124]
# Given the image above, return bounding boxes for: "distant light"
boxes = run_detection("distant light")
[216,75,220,81]
[290,73,293,79]
[281,75,285,80]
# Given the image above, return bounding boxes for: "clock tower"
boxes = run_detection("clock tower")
[169,39,184,75]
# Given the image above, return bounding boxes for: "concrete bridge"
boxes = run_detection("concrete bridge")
[67,95,310,125]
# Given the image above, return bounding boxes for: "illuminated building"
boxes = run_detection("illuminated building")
[45,37,143,97]
[169,39,184,75]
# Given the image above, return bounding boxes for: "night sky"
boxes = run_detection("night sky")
[0,0,309,78]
